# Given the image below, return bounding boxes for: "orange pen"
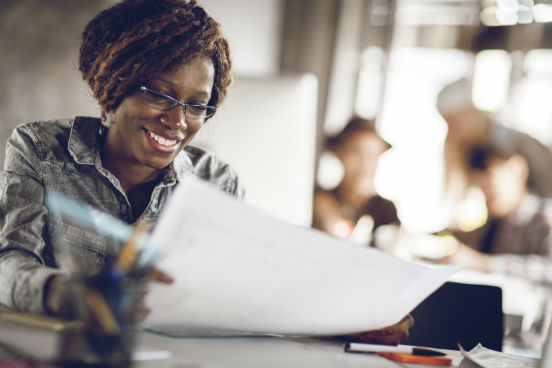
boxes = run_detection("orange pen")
[377,352,452,366]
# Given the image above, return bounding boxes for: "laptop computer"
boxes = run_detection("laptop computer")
[404,281,504,351]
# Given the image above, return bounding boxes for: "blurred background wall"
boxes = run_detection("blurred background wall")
[0,0,109,162]
[2,0,552,229]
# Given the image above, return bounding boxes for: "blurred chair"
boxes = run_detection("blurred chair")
[194,74,318,227]
[404,281,503,351]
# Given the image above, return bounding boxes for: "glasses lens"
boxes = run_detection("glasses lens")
[141,88,175,110]
[186,105,217,120]
[140,87,216,119]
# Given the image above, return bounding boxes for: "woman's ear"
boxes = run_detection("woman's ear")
[103,111,115,127]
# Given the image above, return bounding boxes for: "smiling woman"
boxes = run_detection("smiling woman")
[0,0,413,348]
[0,0,243,316]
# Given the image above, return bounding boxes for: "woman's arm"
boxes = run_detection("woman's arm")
[0,125,64,313]
[441,239,552,284]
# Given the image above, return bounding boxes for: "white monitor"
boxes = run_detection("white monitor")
[193,74,318,227]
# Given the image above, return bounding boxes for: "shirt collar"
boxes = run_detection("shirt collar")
[68,116,106,165]
[168,148,194,184]
[147,150,195,187]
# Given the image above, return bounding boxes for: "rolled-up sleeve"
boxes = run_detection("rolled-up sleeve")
[488,253,552,284]
[0,126,63,312]
[487,204,552,284]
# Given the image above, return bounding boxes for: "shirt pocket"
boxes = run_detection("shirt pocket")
[56,221,116,275]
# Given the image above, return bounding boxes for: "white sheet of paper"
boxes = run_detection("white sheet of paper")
[459,344,539,368]
[144,175,459,336]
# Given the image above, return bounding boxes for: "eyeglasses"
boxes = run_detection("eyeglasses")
[138,86,217,121]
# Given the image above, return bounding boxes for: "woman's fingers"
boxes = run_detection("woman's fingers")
[148,267,174,284]
[377,315,414,344]
[338,314,414,344]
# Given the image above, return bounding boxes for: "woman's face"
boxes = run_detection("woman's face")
[106,56,215,172]
[470,156,526,217]
[337,131,387,189]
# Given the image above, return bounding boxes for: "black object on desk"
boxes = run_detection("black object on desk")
[404,281,503,351]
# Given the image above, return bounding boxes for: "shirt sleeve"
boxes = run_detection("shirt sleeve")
[487,203,552,284]
[231,173,245,201]
[488,253,552,284]
[0,125,63,312]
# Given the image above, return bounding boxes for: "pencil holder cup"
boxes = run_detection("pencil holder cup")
[58,265,147,368]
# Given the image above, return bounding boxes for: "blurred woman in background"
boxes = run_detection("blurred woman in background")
[312,117,400,247]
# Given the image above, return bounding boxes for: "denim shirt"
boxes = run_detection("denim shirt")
[0,116,244,313]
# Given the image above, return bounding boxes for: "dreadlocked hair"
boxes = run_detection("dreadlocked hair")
[79,0,232,120]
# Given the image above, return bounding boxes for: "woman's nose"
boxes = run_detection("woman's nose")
[162,106,187,130]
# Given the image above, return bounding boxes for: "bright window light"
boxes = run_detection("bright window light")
[316,151,344,191]
[533,3,552,22]
[372,48,473,232]
[504,49,552,145]
[517,5,534,24]
[496,7,518,25]
[473,50,511,112]
[355,47,384,119]
[480,7,502,26]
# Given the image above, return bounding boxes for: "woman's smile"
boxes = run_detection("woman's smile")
[143,127,184,153]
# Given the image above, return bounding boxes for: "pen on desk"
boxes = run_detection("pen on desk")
[344,342,446,357]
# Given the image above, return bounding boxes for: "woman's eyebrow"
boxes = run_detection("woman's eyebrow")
[152,78,211,97]
[152,77,173,87]
[193,91,211,98]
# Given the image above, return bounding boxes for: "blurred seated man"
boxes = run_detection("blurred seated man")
[312,117,400,247]
[441,142,552,284]
[438,78,552,214]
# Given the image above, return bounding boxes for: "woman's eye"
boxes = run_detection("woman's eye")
[188,105,207,113]
[146,91,168,101]
[151,94,166,101]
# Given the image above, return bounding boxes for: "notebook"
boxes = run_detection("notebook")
[0,310,80,362]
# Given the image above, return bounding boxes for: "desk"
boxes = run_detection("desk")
[134,332,465,368]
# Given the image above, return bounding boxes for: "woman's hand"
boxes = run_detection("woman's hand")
[148,267,174,284]
[44,267,174,321]
[439,243,490,272]
[135,267,174,321]
[337,315,414,345]
[44,275,67,316]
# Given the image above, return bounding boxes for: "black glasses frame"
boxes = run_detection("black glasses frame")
[138,86,217,119]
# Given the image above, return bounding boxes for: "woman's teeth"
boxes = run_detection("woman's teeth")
[149,131,178,146]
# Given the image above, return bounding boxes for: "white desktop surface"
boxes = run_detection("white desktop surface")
[134,332,465,368]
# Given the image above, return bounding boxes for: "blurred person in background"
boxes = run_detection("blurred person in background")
[439,142,552,349]
[312,117,400,248]
[438,78,552,229]
[440,142,552,284]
